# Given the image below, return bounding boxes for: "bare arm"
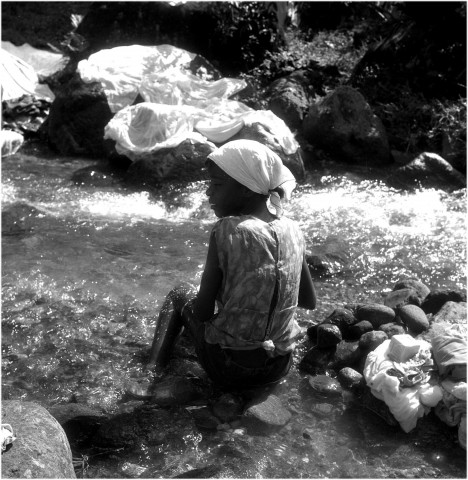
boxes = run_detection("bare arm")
[298,256,317,310]
[193,231,222,322]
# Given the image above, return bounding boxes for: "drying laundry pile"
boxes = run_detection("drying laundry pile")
[77,45,299,161]
[364,331,466,447]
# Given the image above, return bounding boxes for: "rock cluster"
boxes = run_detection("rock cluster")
[300,278,466,400]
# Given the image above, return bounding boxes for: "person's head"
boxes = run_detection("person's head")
[205,140,296,218]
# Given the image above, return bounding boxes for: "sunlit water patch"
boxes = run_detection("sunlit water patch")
[2,153,466,478]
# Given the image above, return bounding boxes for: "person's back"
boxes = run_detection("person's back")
[205,214,305,355]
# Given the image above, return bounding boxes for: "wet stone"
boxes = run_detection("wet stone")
[212,393,243,423]
[379,322,406,338]
[308,374,342,397]
[243,394,291,428]
[397,304,429,334]
[359,330,388,352]
[337,367,364,392]
[392,279,430,303]
[421,289,467,315]
[325,308,358,334]
[384,288,421,308]
[316,324,342,348]
[299,346,335,375]
[356,303,395,329]
[329,340,362,371]
[348,320,374,340]
[191,406,221,430]
[432,301,467,326]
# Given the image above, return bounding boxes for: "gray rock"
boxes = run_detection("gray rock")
[243,394,291,427]
[267,70,311,130]
[432,301,467,326]
[303,86,392,166]
[48,76,113,157]
[316,324,342,348]
[191,407,221,430]
[397,304,429,334]
[2,400,76,479]
[421,289,467,314]
[356,303,396,329]
[392,279,430,303]
[387,152,466,191]
[359,330,388,352]
[299,346,335,375]
[348,320,374,340]
[212,393,243,423]
[324,307,359,338]
[308,374,342,397]
[125,139,215,186]
[337,367,364,392]
[384,288,421,308]
[379,322,406,338]
[329,340,362,371]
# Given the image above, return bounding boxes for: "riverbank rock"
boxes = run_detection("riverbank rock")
[359,330,388,353]
[243,394,291,429]
[379,322,406,338]
[432,301,467,327]
[1,400,76,479]
[47,75,113,157]
[384,288,422,308]
[337,367,364,393]
[421,289,467,315]
[328,340,362,371]
[124,139,215,187]
[348,320,373,339]
[299,346,335,375]
[302,86,392,166]
[316,324,342,348]
[397,304,430,335]
[308,308,357,341]
[267,70,312,130]
[386,152,466,191]
[355,303,396,329]
[392,279,430,303]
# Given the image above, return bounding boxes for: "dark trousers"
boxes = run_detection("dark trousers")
[148,284,292,391]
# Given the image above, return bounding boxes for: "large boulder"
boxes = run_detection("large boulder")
[386,152,466,191]
[302,86,392,166]
[47,75,113,157]
[124,139,215,187]
[267,71,312,131]
[2,400,76,479]
[421,289,467,315]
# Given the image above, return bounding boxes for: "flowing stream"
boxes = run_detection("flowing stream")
[2,147,466,478]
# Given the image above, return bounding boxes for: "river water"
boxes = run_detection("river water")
[2,146,466,478]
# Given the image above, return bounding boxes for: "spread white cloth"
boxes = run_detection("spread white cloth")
[80,45,299,158]
[207,139,296,217]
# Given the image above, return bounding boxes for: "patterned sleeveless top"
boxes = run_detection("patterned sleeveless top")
[204,215,305,355]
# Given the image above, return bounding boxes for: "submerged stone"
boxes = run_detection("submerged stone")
[243,394,291,427]
[308,374,342,397]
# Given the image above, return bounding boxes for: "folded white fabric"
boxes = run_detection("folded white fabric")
[1,424,16,453]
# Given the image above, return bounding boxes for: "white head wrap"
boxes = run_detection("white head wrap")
[207,139,296,217]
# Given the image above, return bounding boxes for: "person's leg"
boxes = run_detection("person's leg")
[147,283,197,368]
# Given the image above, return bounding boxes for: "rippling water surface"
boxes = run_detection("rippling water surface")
[2,150,466,478]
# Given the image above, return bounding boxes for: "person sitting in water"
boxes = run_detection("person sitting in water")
[147,139,317,390]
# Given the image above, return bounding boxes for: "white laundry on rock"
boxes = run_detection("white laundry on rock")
[363,336,436,432]
[79,44,299,160]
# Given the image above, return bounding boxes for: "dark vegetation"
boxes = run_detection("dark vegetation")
[1,1,466,170]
